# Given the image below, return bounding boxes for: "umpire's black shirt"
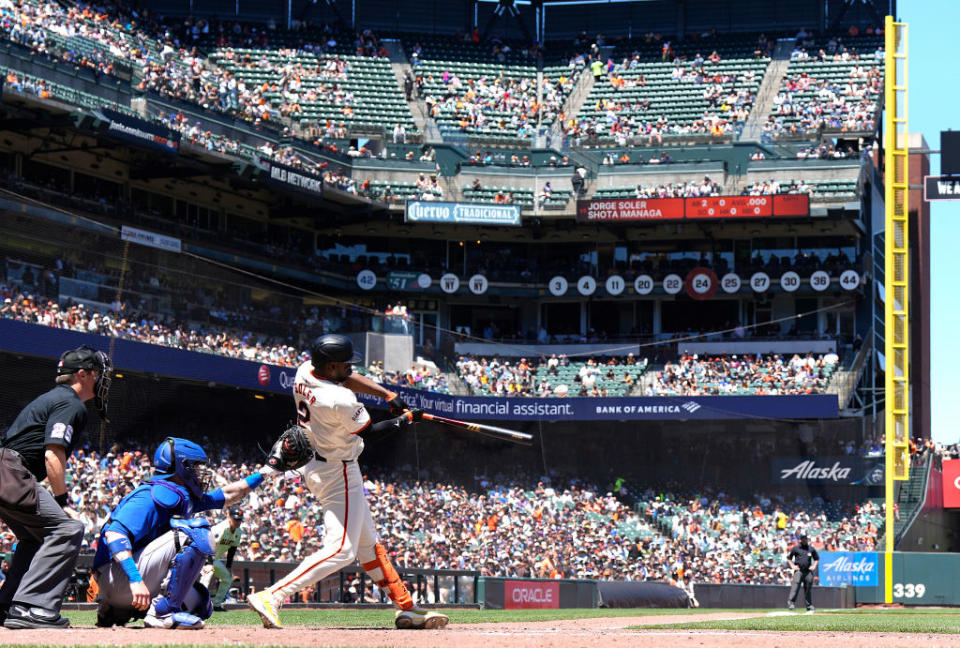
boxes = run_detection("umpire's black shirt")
[787,544,819,572]
[2,385,87,480]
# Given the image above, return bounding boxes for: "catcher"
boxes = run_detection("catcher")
[92,438,278,629]
[248,334,448,630]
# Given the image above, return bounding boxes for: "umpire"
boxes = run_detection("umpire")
[0,345,112,628]
[786,534,819,611]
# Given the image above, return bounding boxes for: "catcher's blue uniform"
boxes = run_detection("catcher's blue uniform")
[92,439,225,629]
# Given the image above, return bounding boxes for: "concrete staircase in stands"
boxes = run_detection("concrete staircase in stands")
[383,40,443,143]
[737,38,795,142]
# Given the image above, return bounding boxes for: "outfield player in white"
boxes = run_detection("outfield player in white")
[202,509,243,609]
[248,334,448,630]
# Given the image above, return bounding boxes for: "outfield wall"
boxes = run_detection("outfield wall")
[695,583,855,609]
[478,578,598,610]
[855,553,960,605]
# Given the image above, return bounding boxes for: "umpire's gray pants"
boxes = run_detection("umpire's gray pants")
[788,569,814,608]
[0,485,84,612]
[95,530,179,611]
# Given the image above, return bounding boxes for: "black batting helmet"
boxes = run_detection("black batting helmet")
[309,334,362,366]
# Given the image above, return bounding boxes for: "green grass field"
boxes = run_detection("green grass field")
[641,608,960,634]
[60,606,725,627]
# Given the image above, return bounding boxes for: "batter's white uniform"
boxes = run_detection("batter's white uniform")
[203,519,243,604]
[263,361,383,603]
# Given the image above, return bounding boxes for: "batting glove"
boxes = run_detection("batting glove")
[387,394,410,415]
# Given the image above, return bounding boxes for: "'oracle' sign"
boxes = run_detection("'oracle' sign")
[504,580,560,609]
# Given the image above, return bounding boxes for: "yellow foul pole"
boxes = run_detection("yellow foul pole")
[883,15,909,605]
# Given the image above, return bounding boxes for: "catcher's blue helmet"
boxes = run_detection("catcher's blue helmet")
[153,437,210,498]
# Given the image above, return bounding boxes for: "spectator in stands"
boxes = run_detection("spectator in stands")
[537,182,553,209]
[590,58,603,79]
[571,168,585,197]
[654,352,838,396]
[41,437,884,591]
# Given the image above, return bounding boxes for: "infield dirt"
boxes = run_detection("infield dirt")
[1,612,960,647]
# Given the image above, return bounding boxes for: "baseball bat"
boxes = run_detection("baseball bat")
[421,413,533,446]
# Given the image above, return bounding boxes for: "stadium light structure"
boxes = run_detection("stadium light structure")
[883,14,908,606]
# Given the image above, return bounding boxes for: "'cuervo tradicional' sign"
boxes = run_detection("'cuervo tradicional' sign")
[405,201,521,226]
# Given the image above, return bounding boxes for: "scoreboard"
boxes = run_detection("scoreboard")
[577,194,810,222]
[685,196,772,218]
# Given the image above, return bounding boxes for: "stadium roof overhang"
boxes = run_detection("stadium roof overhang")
[0,92,398,225]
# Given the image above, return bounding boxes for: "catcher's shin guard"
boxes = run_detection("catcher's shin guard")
[360,543,413,610]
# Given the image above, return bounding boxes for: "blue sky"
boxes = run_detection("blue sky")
[900,1,958,443]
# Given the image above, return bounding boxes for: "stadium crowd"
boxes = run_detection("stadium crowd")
[0,282,451,396]
[1,444,887,595]
[423,68,578,138]
[562,57,758,143]
[741,178,814,196]
[456,354,647,398]
[766,57,881,137]
[0,0,144,79]
[652,352,839,396]
[635,177,721,198]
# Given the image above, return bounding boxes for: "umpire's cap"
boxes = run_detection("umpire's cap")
[309,334,362,366]
[57,345,106,375]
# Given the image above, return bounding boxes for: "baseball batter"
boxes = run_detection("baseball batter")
[248,334,448,630]
[202,508,243,609]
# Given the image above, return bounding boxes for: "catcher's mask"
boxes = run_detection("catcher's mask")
[57,345,113,421]
[153,437,213,498]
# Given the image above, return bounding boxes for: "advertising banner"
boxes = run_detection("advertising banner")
[358,388,839,421]
[96,108,180,155]
[405,201,521,226]
[262,160,324,198]
[504,580,560,610]
[120,225,182,253]
[942,459,960,508]
[575,198,684,222]
[686,196,773,218]
[0,320,840,420]
[818,552,879,586]
[771,457,884,485]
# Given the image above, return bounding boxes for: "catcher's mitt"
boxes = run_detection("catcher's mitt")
[266,425,314,471]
